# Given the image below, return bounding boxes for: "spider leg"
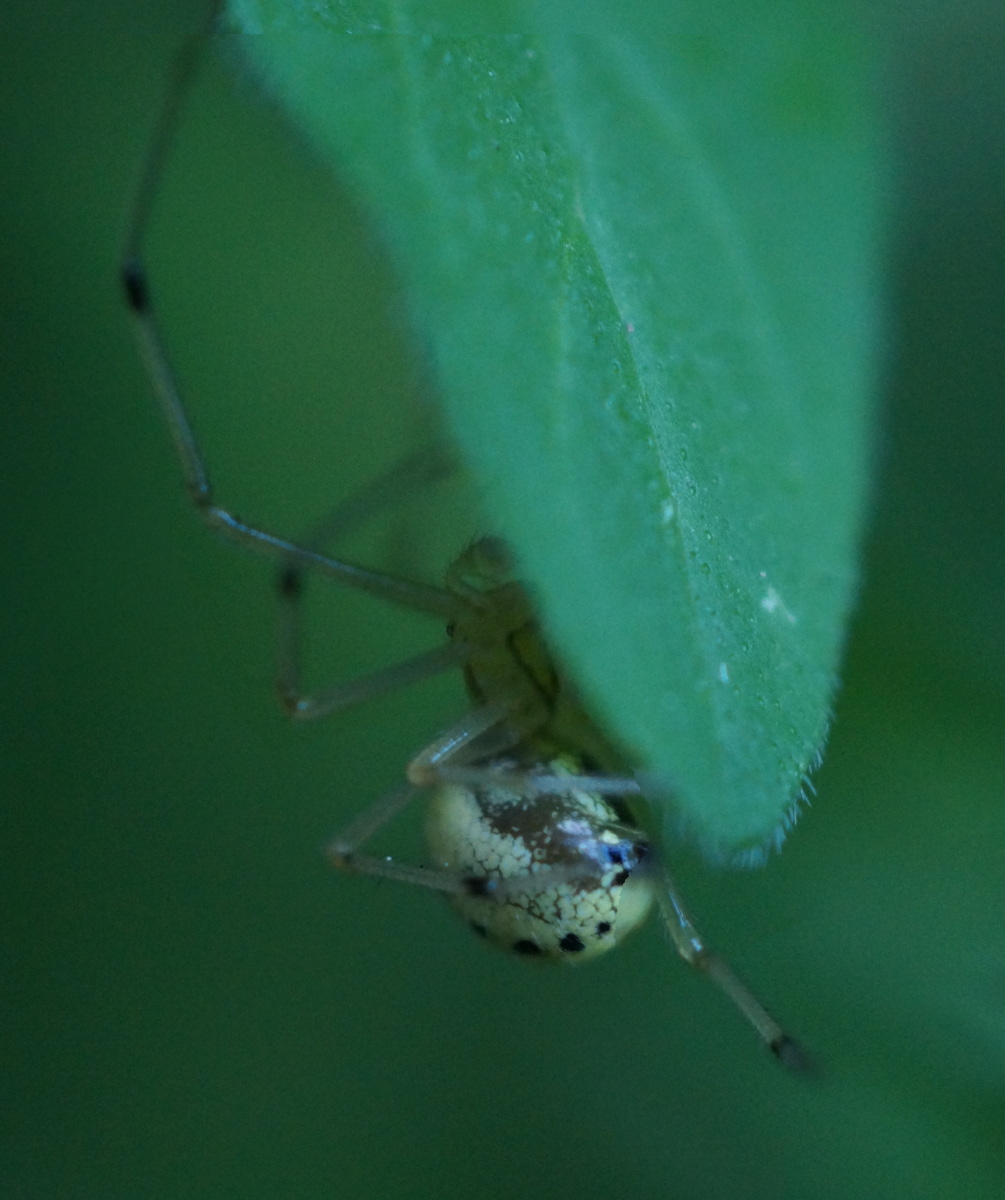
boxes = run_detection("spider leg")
[325,706,520,891]
[275,446,465,720]
[120,4,461,620]
[325,784,468,894]
[653,861,809,1071]
[405,704,524,787]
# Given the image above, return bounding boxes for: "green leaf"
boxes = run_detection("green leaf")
[226,0,881,862]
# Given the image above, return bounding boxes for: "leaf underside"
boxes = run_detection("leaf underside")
[227,0,880,863]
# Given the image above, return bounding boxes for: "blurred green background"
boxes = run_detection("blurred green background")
[3,1,1004,1197]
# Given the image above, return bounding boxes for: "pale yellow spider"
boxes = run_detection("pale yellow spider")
[121,16,806,1070]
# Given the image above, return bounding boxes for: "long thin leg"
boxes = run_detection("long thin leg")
[655,865,808,1071]
[279,637,468,722]
[405,704,524,787]
[328,707,524,888]
[290,443,457,556]
[276,445,463,720]
[325,784,470,894]
[119,7,462,622]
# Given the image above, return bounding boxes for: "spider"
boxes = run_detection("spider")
[120,13,806,1070]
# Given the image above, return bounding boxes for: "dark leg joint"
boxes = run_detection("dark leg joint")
[120,259,150,312]
[770,1034,814,1075]
[326,845,353,872]
[277,565,303,598]
[277,686,306,720]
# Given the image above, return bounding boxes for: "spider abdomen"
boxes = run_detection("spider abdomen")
[426,759,653,962]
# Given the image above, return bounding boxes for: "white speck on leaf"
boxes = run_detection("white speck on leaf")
[761,586,797,624]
